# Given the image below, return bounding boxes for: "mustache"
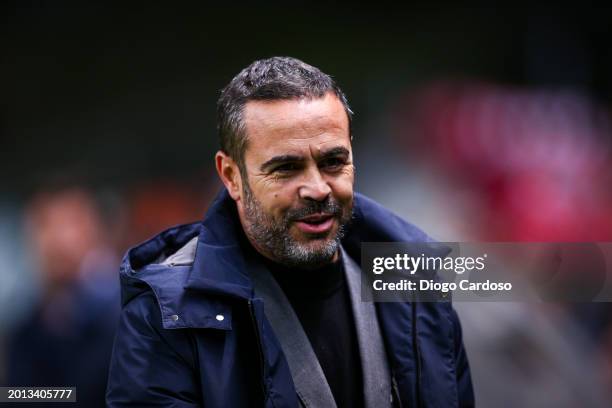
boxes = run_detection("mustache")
[285,198,343,222]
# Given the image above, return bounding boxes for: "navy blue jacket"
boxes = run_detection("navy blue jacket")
[106,190,474,407]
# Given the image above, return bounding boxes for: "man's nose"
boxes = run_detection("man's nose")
[298,168,331,202]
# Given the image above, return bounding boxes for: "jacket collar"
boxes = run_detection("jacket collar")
[183,189,254,299]
[120,187,444,324]
[183,188,441,299]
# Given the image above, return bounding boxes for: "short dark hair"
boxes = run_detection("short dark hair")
[216,56,353,171]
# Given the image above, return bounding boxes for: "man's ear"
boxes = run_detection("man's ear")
[215,151,243,201]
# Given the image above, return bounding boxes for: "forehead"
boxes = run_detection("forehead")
[243,93,350,159]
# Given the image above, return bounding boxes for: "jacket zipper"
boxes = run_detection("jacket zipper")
[248,299,267,402]
[412,301,423,407]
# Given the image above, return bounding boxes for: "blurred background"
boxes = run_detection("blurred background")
[1,3,612,406]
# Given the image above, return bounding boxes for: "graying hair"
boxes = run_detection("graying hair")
[216,56,353,173]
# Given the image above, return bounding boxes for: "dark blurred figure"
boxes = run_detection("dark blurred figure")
[5,187,120,407]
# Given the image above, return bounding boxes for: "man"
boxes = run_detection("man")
[106,57,474,407]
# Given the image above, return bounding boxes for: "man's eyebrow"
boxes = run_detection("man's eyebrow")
[260,154,304,172]
[259,147,350,172]
[319,146,350,158]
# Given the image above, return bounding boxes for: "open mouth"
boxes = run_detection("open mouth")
[294,213,335,234]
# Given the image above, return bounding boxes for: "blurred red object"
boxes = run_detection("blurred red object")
[392,81,612,241]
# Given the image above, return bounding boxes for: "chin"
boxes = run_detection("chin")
[297,235,340,254]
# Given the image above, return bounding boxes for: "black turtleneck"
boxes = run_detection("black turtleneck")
[260,252,365,408]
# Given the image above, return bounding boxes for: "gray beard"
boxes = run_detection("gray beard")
[242,184,352,268]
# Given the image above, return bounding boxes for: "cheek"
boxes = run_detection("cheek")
[329,173,354,203]
[249,175,293,208]
[261,188,298,218]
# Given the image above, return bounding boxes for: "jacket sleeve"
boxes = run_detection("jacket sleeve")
[106,291,201,407]
[451,307,475,408]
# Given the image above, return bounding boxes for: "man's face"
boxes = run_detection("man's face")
[238,92,354,268]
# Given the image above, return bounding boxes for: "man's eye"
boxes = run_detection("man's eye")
[320,158,345,170]
[273,163,299,173]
